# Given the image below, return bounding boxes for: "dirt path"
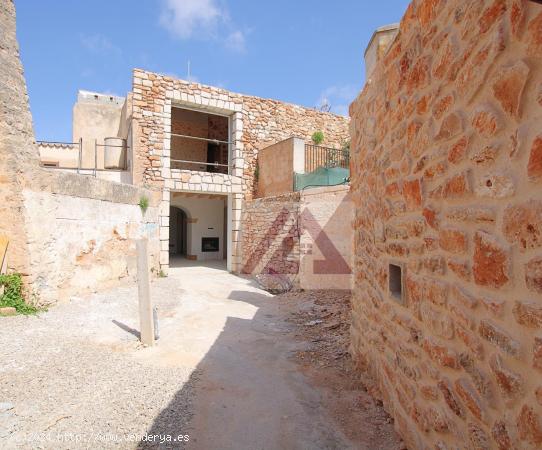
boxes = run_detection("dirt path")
[1,260,402,450]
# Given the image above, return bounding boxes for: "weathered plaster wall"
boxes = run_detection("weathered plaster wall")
[257,137,305,198]
[23,179,160,305]
[349,0,542,448]
[241,186,353,290]
[299,186,353,290]
[73,91,125,169]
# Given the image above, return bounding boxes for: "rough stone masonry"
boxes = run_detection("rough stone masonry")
[350,0,542,448]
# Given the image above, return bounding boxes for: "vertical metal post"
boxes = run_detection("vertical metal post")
[136,239,155,346]
[77,137,82,174]
[94,139,98,177]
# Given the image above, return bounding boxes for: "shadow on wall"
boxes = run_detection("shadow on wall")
[136,288,356,450]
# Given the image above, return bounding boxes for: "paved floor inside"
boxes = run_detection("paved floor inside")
[0,260,402,450]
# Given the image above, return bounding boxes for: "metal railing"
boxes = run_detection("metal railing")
[37,138,128,176]
[304,144,350,173]
[170,132,231,175]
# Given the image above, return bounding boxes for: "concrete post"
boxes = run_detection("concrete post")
[292,137,306,174]
[136,239,154,346]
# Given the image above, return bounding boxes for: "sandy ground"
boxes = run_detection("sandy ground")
[0,258,402,450]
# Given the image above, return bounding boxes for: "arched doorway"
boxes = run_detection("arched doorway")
[169,206,188,256]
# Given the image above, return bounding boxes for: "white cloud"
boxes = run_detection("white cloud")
[159,0,247,52]
[225,30,246,52]
[316,85,359,117]
[80,34,121,55]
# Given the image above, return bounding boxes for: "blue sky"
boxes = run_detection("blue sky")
[16,0,410,141]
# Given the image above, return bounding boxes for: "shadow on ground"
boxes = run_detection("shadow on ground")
[137,283,402,450]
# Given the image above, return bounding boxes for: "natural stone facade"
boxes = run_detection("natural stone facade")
[349,0,542,448]
[131,69,350,272]
[0,0,37,277]
[241,186,353,290]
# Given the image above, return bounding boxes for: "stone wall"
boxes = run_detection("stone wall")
[349,0,542,448]
[0,0,37,277]
[23,174,160,305]
[241,186,353,290]
[131,69,350,198]
[0,1,161,306]
[241,192,301,279]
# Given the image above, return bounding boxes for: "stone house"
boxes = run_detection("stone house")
[35,68,350,280]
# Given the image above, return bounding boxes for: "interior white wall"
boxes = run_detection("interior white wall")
[170,194,226,260]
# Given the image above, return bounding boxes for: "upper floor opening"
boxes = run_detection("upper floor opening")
[171,107,231,175]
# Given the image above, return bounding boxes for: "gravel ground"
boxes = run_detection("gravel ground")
[1,260,402,450]
[0,279,194,450]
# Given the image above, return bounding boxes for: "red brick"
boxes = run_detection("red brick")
[534,336,542,371]
[527,12,542,57]
[537,387,542,406]
[489,354,524,399]
[492,420,513,450]
[538,83,542,107]
[517,404,542,445]
[479,0,506,34]
[526,257,542,294]
[448,136,469,164]
[479,319,520,357]
[455,378,485,422]
[423,337,459,369]
[438,379,465,418]
[402,178,422,210]
[528,135,542,180]
[492,60,529,118]
[473,231,510,288]
[435,112,463,141]
[439,228,468,254]
[503,200,542,251]
[513,300,542,328]
[472,106,501,137]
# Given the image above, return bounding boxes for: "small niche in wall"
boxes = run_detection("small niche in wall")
[389,263,404,304]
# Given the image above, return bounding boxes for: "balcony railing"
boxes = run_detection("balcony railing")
[304,144,350,173]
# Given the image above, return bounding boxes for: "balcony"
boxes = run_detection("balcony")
[257,137,350,197]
